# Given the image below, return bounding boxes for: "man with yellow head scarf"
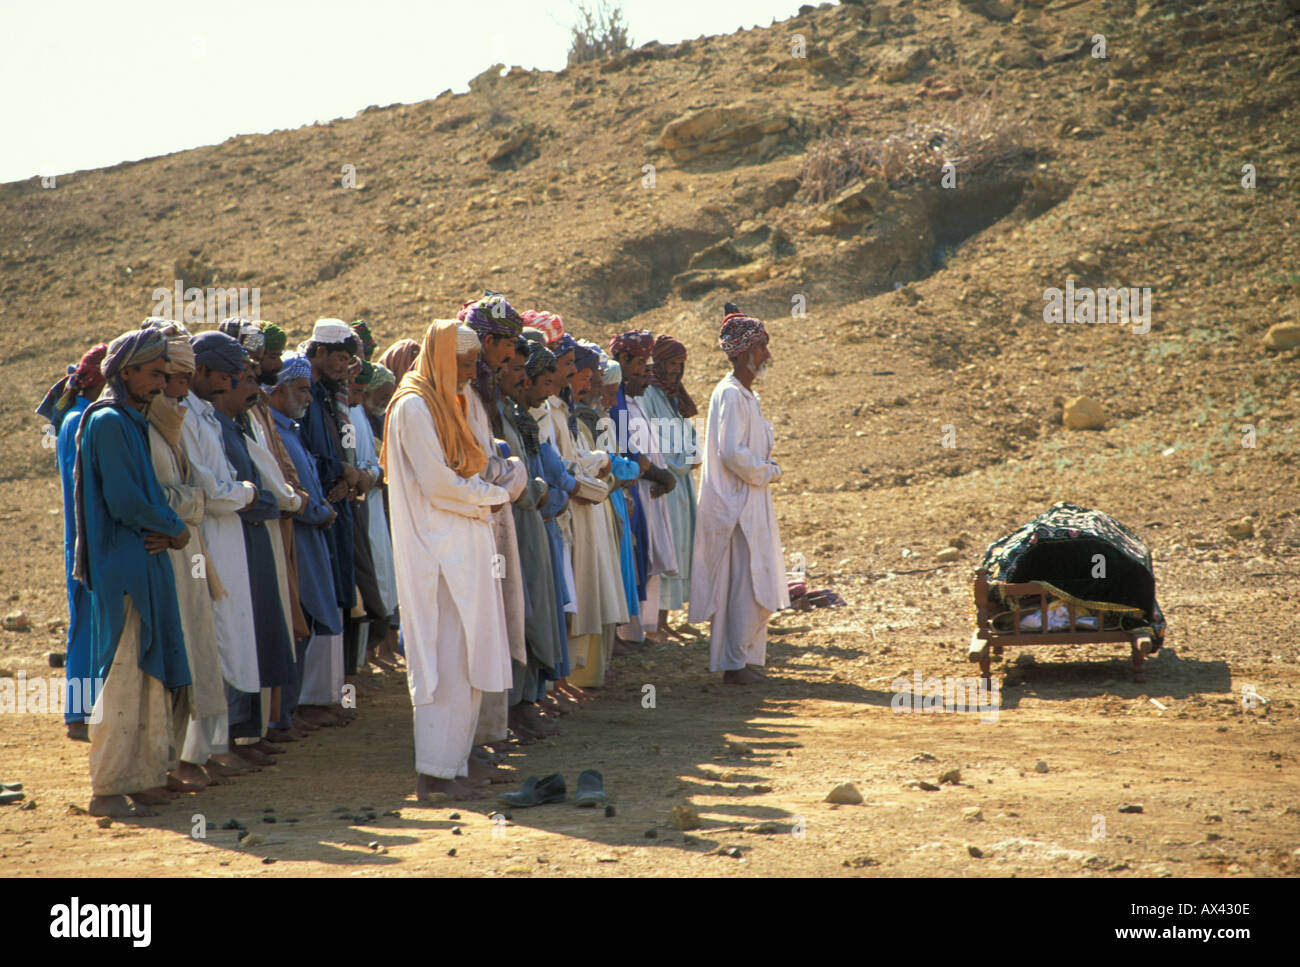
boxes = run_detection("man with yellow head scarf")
[382,321,512,801]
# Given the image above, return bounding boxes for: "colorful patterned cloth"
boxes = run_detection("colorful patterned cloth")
[980,501,1165,645]
[719,312,768,358]
[609,329,654,360]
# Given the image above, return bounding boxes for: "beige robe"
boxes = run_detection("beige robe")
[147,423,227,719]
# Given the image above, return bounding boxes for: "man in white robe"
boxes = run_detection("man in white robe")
[183,332,262,771]
[383,321,512,801]
[689,309,790,685]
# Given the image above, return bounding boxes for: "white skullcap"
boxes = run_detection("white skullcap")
[312,318,353,345]
[456,324,479,354]
[601,360,622,386]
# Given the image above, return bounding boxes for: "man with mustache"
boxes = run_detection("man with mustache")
[73,328,191,817]
[689,305,790,686]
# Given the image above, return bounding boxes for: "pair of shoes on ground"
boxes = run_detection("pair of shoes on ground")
[496,770,606,808]
[1,781,24,806]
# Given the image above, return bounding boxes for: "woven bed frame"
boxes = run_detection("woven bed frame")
[968,569,1154,683]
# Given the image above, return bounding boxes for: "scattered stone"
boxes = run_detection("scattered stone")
[714,845,745,859]
[1119,803,1144,814]
[752,784,773,794]
[262,816,277,823]
[825,782,864,805]
[96,816,112,828]
[240,833,265,848]
[644,828,658,839]
[963,807,984,822]
[935,547,961,563]
[19,800,35,811]
[383,809,401,818]
[1263,322,1300,350]
[604,805,616,817]
[448,811,460,820]
[1225,518,1254,539]
[367,841,380,850]
[1204,814,1222,823]
[726,741,753,755]
[48,652,65,669]
[842,855,879,868]
[669,805,700,830]
[2,611,30,631]
[939,768,961,785]
[221,819,245,830]
[918,781,940,792]
[596,855,619,863]
[911,752,936,762]
[1035,760,1049,774]
[967,844,984,858]
[447,848,458,857]
[451,826,462,836]
[1063,396,1106,430]
[261,857,276,865]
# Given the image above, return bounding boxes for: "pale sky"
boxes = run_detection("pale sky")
[3,0,809,185]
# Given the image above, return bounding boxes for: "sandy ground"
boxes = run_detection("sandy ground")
[4,459,1297,878]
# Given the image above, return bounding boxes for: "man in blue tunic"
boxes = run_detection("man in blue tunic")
[299,319,360,721]
[213,359,296,762]
[266,353,344,732]
[72,328,191,818]
[36,343,107,741]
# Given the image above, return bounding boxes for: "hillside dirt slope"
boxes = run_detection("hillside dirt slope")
[2,0,1298,877]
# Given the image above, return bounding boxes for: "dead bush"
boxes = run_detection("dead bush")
[799,97,1028,202]
[568,0,632,66]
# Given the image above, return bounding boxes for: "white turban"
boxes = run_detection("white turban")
[601,360,622,386]
[312,318,353,345]
[456,324,479,354]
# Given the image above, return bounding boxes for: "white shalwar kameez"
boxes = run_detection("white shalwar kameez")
[689,373,790,672]
[387,394,512,780]
[178,392,259,759]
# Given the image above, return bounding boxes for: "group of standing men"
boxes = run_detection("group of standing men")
[40,294,787,809]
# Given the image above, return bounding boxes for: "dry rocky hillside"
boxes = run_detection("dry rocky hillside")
[2,0,1299,878]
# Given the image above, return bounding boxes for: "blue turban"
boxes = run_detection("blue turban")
[524,342,557,379]
[551,334,578,358]
[191,331,249,375]
[275,352,312,387]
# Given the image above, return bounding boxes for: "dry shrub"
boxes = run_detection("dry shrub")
[799,97,1028,203]
[568,1,632,66]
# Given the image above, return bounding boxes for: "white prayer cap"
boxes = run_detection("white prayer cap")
[456,324,479,354]
[601,360,622,386]
[312,318,353,344]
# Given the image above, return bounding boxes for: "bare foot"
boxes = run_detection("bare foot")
[233,745,275,767]
[723,667,766,686]
[207,754,253,776]
[265,728,299,743]
[291,713,321,732]
[174,761,210,788]
[66,722,90,742]
[467,757,513,785]
[200,766,232,786]
[745,664,771,680]
[416,774,483,801]
[131,788,171,806]
[166,770,205,793]
[251,739,285,756]
[297,706,340,727]
[90,795,155,818]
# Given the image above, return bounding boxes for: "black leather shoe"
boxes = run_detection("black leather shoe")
[535,773,567,805]
[497,776,540,807]
[574,769,606,807]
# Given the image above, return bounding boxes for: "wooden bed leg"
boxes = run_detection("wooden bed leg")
[1131,635,1152,683]
[969,632,993,687]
